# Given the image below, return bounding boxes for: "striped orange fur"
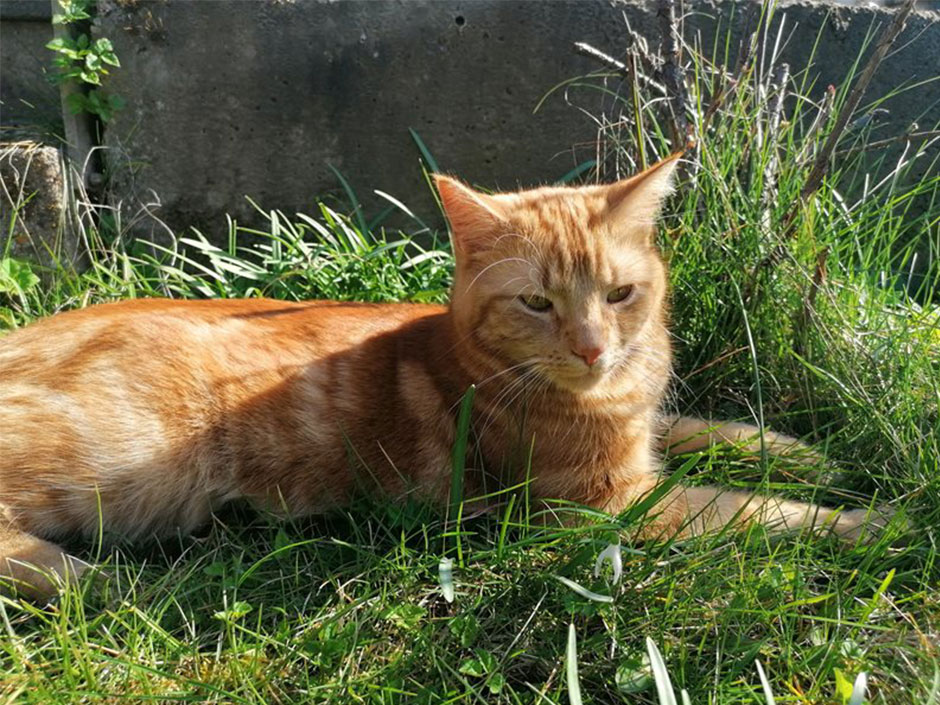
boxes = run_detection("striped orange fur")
[0,155,889,598]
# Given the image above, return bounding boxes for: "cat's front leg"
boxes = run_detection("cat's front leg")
[594,470,895,543]
[676,485,896,542]
[0,513,91,600]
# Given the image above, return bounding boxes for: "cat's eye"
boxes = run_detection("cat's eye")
[519,294,553,312]
[607,285,635,304]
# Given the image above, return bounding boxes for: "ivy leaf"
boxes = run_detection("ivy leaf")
[95,94,126,122]
[45,37,73,52]
[474,648,497,673]
[66,92,88,114]
[93,37,114,53]
[203,561,226,577]
[459,649,497,678]
[458,657,487,678]
[0,258,40,296]
[273,528,290,552]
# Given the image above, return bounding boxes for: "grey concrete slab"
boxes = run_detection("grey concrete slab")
[4,0,937,242]
[0,12,61,140]
[95,0,938,240]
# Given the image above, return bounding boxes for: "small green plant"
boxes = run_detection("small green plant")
[47,0,124,122]
[0,257,39,298]
[0,257,40,327]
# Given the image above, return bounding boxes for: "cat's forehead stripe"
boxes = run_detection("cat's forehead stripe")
[510,192,618,288]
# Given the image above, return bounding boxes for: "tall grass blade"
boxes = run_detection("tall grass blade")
[438,557,455,603]
[593,542,623,585]
[647,638,678,705]
[755,660,778,705]
[848,672,868,705]
[567,622,583,705]
[409,128,441,173]
[327,164,368,238]
[555,160,597,185]
[449,384,475,518]
[555,576,614,604]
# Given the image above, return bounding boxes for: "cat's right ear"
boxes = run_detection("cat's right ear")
[433,175,506,255]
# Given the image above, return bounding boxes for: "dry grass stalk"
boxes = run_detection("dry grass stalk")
[788,0,918,225]
[656,0,692,149]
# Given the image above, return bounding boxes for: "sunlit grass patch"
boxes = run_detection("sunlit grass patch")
[1,3,939,703]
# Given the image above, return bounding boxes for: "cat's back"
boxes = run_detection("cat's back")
[0,297,447,536]
[0,297,444,378]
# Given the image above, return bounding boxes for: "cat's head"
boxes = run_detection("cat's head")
[435,155,679,393]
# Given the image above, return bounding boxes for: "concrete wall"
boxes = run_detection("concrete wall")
[2,0,938,241]
[0,1,61,140]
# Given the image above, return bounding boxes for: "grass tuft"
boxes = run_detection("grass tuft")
[1,5,939,702]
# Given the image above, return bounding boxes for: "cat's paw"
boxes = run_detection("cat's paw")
[833,505,905,545]
[1,551,94,602]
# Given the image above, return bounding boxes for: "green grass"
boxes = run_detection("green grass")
[2,7,940,703]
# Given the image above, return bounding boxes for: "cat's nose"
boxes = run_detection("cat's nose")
[573,345,604,367]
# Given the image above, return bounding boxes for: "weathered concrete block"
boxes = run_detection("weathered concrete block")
[0,1,62,141]
[91,0,938,241]
[0,142,82,271]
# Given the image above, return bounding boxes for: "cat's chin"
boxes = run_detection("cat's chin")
[548,367,607,393]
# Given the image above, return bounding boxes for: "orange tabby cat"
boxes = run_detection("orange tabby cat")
[0,154,887,598]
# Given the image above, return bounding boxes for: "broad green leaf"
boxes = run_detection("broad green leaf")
[0,258,40,295]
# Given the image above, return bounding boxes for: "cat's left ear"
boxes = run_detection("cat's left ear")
[433,175,507,256]
[604,152,682,236]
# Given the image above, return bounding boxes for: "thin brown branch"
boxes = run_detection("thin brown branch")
[731,1,758,79]
[573,41,627,75]
[572,41,666,96]
[833,130,940,158]
[795,246,830,356]
[808,247,829,312]
[656,0,692,148]
[796,84,837,164]
[761,63,790,216]
[681,347,749,382]
[796,0,917,207]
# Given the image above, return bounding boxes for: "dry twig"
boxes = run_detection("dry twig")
[745,0,917,304]
[573,42,627,76]
[834,130,940,157]
[656,0,692,147]
[760,62,790,222]
[792,0,917,216]
[796,84,837,164]
[572,41,666,96]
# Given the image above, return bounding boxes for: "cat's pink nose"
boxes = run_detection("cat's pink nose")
[573,346,604,367]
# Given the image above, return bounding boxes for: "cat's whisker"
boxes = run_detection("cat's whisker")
[475,365,547,440]
[473,360,539,390]
[465,257,536,293]
[493,232,547,266]
[478,365,540,420]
